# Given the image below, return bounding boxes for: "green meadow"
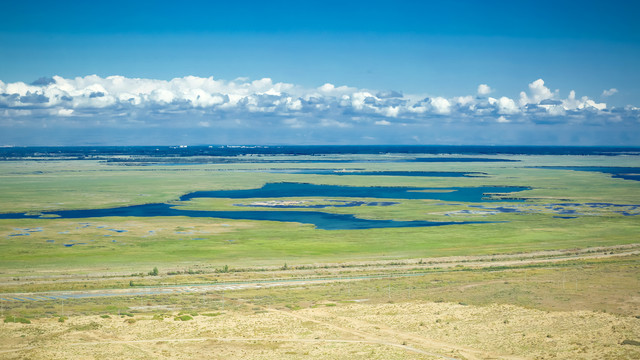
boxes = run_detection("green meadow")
[1,153,638,275]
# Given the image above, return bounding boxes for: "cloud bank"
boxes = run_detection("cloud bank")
[1,75,638,145]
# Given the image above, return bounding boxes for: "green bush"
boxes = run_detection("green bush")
[174,315,193,321]
[5,316,31,324]
[215,265,229,273]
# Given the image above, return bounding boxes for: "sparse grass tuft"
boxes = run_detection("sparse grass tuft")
[174,315,193,321]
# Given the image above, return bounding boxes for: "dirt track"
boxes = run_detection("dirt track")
[2,244,638,303]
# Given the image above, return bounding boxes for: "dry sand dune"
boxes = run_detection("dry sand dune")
[1,301,639,359]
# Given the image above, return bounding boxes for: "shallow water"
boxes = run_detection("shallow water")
[0,203,494,230]
[258,170,487,177]
[0,183,528,230]
[533,166,640,182]
[180,182,529,203]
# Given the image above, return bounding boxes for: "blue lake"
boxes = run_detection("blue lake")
[0,182,528,230]
[132,158,518,165]
[255,170,486,177]
[534,166,640,182]
[180,182,528,202]
[0,203,495,230]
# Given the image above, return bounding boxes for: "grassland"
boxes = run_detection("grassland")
[0,152,639,359]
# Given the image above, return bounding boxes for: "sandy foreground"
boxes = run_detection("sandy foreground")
[1,301,639,360]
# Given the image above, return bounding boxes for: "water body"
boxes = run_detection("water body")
[121,158,517,165]
[234,200,399,209]
[470,202,639,216]
[533,166,640,182]
[0,203,492,230]
[180,182,529,203]
[0,183,528,230]
[2,145,638,159]
[258,170,487,177]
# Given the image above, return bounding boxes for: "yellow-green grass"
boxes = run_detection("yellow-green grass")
[3,255,639,318]
[1,155,639,214]
[0,154,638,276]
[1,211,637,275]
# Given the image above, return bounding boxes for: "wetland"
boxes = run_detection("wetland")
[1,145,639,359]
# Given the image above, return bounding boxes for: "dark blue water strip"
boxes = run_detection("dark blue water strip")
[0,183,527,230]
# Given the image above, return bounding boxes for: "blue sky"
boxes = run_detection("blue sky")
[1,0,639,145]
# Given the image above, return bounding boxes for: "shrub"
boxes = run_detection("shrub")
[4,316,31,324]
[174,315,193,321]
[622,339,640,346]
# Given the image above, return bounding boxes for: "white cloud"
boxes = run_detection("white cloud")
[602,88,618,97]
[383,107,399,117]
[0,75,633,134]
[519,78,557,106]
[430,97,451,114]
[454,95,475,106]
[58,108,74,116]
[496,96,519,115]
[477,84,491,96]
[583,99,606,111]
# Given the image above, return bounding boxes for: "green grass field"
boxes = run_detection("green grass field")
[1,153,638,274]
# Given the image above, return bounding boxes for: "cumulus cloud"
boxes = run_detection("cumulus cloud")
[602,88,618,97]
[519,79,557,106]
[0,75,636,139]
[488,96,519,115]
[477,84,491,96]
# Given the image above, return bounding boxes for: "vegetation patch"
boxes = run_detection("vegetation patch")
[622,339,640,346]
[4,316,31,324]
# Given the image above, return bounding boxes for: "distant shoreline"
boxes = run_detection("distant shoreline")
[1,144,639,159]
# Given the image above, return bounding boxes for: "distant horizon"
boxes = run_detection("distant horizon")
[2,144,639,159]
[3,144,640,148]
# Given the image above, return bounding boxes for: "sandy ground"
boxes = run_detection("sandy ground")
[1,301,639,360]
